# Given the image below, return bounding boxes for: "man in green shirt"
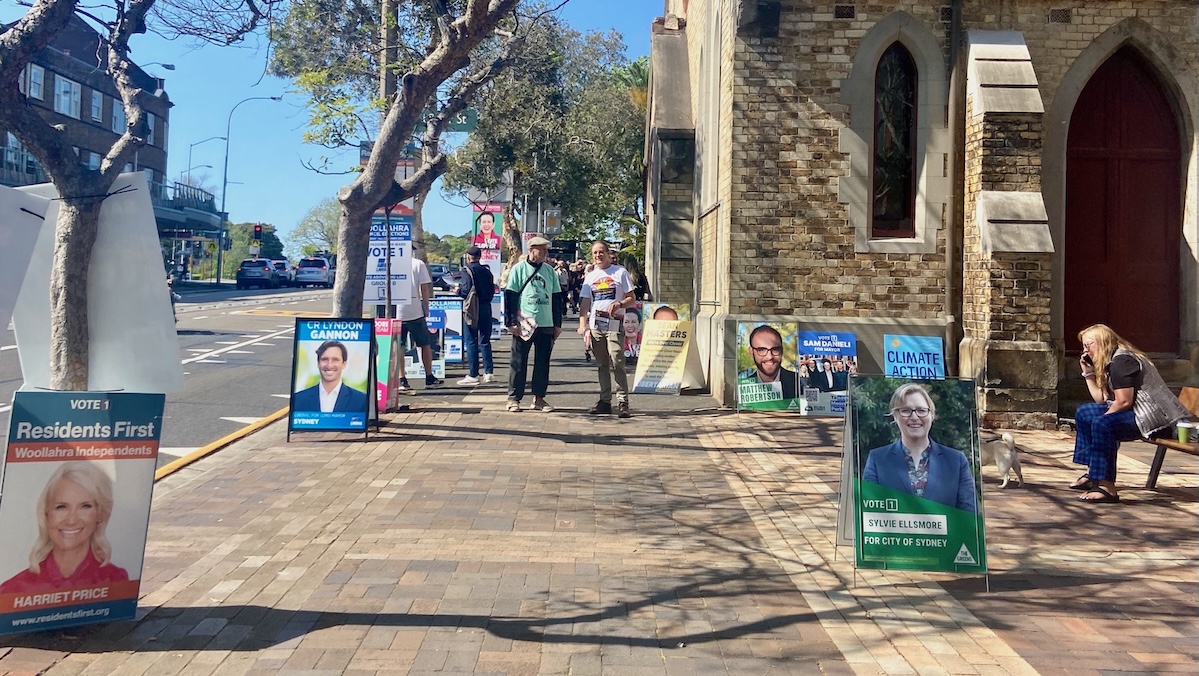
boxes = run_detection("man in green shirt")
[503,236,563,412]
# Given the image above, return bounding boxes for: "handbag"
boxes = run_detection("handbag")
[511,262,542,341]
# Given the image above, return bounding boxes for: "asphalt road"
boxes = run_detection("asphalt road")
[0,285,334,467]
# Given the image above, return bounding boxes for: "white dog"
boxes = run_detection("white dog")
[979,432,1023,488]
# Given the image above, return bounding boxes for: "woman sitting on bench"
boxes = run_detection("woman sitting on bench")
[1072,324,1191,503]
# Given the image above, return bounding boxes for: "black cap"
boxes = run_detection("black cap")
[465,246,482,258]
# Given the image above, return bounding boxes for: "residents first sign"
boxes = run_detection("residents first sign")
[0,392,164,636]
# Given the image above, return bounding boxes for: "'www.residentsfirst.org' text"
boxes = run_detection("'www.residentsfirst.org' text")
[10,606,110,626]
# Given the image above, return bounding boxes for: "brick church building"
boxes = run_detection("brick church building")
[643,1,1197,427]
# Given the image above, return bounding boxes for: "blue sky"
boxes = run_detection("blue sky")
[79,0,662,253]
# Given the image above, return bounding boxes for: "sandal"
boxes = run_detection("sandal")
[1069,475,1094,491]
[1078,485,1120,503]
[506,400,521,412]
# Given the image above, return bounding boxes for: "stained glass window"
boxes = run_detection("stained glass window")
[872,43,917,238]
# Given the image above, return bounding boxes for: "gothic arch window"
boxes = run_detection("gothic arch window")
[872,43,917,239]
[838,12,949,254]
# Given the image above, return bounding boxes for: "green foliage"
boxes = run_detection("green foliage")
[442,20,645,246]
[223,222,285,277]
[422,232,471,264]
[288,197,341,258]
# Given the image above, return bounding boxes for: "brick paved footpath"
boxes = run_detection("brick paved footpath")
[0,333,1195,675]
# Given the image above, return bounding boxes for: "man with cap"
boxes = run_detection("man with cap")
[453,246,496,385]
[503,235,563,412]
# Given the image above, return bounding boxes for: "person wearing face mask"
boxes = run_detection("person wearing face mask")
[1,462,129,593]
[863,383,978,514]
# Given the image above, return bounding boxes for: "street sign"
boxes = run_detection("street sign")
[248,244,260,256]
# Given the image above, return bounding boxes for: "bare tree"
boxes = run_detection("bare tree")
[0,0,273,390]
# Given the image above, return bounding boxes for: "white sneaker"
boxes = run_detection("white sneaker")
[457,375,480,386]
[482,373,495,384]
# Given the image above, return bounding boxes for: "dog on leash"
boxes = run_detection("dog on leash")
[979,432,1023,488]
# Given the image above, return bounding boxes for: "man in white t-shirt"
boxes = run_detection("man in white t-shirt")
[577,241,635,418]
[397,257,442,391]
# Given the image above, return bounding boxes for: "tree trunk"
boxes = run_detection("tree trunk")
[331,199,372,317]
[411,188,428,263]
[49,198,103,390]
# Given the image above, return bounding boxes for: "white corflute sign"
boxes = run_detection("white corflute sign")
[0,187,49,335]
[15,173,183,393]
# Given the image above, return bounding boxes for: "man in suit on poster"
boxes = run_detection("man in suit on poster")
[293,340,369,413]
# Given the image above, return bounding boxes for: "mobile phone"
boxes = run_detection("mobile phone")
[1082,354,1094,366]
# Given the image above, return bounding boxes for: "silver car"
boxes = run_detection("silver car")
[294,257,333,288]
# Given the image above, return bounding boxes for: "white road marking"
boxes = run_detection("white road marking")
[0,345,16,351]
[186,349,209,353]
[0,405,10,413]
[196,359,227,364]
[192,316,209,320]
[271,394,291,399]
[159,446,198,459]
[240,334,261,338]
[227,350,254,354]
[181,327,295,365]
[215,341,239,345]
[220,416,262,425]
[256,343,276,347]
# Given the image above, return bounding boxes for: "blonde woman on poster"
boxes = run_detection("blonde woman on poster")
[863,383,977,514]
[0,462,129,594]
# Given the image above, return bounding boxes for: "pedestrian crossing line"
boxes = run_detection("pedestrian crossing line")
[234,309,323,317]
[196,359,227,364]
[462,393,509,405]
[255,343,276,347]
[159,447,198,460]
[215,341,239,345]
[220,416,263,425]
[227,350,254,354]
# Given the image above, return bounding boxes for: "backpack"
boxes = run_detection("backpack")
[463,266,480,328]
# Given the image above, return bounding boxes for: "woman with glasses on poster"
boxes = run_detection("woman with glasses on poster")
[863,383,978,514]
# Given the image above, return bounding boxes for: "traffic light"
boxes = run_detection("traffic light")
[252,224,263,241]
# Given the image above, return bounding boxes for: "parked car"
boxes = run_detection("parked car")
[235,258,278,290]
[271,260,293,287]
[428,263,450,278]
[294,257,333,288]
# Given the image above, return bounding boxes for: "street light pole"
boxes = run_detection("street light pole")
[186,135,224,184]
[215,96,281,285]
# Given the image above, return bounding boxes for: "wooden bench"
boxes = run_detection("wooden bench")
[1144,386,1199,490]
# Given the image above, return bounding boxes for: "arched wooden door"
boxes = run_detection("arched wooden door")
[1065,46,1181,353]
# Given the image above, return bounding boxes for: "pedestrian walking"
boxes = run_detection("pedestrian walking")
[503,236,563,412]
[578,241,635,418]
[454,246,496,386]
[398,257,443,392]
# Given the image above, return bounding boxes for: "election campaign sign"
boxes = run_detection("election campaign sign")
[364,215,413,306]
[850,376,987,574]
[632,319,692,394]
[797,331,857,416]
[429,298,464,364]
[289,319,374,432]
[0,391,164,636]
[883,334,946,380]
[736,321,801,411]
